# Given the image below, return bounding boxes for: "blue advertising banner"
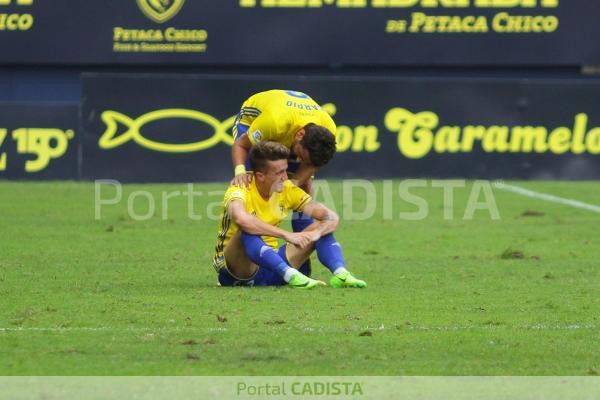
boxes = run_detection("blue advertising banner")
[0,103,79,180]
[0,0,598,66]
[81,74,600,182]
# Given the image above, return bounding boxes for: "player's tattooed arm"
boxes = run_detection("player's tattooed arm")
[300,201,339,240]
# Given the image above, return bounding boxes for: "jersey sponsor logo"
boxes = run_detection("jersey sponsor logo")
[136,0,185,23]
[99,109,236,153]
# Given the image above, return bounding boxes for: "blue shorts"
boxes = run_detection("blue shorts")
[217,244,311,287]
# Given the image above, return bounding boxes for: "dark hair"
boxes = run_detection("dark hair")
[301,123,336,167]
[250,141,290,173]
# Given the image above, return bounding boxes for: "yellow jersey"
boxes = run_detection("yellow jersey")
[212,178,312,272]
[234,89,337,148]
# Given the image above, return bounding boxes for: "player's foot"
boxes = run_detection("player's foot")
[288,273,326,289]
[330,271,367,288]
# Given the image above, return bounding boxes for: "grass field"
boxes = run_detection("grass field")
[1,180,599,375]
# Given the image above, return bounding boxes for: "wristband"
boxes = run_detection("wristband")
[234,164,247,176]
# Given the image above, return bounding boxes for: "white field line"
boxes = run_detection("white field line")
[494,181,600,214]
[0,324,595,333]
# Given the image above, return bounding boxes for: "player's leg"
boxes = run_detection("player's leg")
[220,231,259,286]
[288,160,316,233]
[240,231,324,289]
[283,220,318,272]
[283,239,314,274]
[288,222,367,288]
[276,245,311,275]
[315,233,367,288]
[252,243,313,287]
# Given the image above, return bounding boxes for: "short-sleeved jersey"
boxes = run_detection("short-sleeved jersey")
[212,178,312,272]
[234,89,337,148]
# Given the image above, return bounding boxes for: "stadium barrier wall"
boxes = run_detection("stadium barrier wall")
[0,0,598,66]
[2,74,600,182]
[0,102,79,180]
[78,74,600,182]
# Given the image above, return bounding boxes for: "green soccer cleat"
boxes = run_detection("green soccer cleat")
[288,273,326,289]
[330,271,367,288]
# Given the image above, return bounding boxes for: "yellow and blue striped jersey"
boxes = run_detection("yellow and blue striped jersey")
[234,89,337,148]
[212,178,312,272]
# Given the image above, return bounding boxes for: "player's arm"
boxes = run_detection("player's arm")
[231,134,253,187]
[299,201,339,239]
[227,200,314,248]
[232,134,251,171]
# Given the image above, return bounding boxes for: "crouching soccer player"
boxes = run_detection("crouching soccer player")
[212,141,366,289]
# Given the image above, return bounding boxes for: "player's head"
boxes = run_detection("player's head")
[294,123,336,167]
[251,141,290,193]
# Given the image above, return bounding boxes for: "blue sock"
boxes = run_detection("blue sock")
[277,244,311,277]
[292,211,314,232]
[315,233,345,274]
[241,232,290,278]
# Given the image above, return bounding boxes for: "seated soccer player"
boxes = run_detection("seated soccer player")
[212,141,366,289]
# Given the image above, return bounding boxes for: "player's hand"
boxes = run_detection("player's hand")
[231,172,252,188]
[285,232,314,248]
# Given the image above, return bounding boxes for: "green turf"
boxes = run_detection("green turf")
[0,180,598,375]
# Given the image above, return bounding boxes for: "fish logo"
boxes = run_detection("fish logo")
[137,0,185,23]
[99,109,236,153]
